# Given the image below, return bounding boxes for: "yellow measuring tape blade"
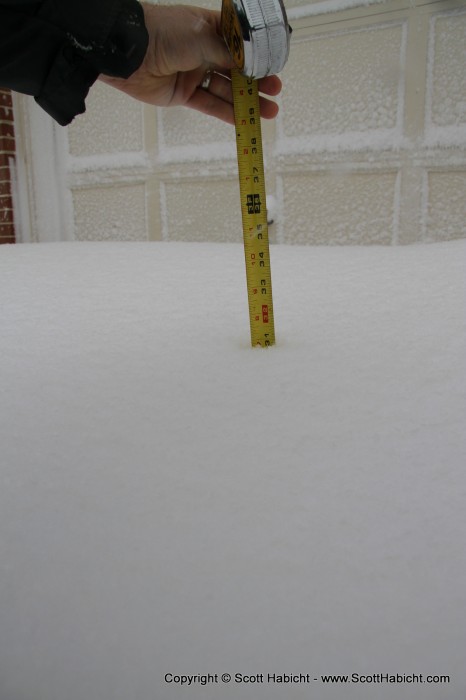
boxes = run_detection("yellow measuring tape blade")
[231,68,275,347]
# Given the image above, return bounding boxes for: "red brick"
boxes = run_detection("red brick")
[0,180,12,196]
[0,90,13,108]
[0,89,16,244]
[0,152,14,168]
[0,222,15,237]
[0,122,14,138]
[0,108,13,121]
[0,211,13,225]
[0,192,13,210]
[0,136,15,153]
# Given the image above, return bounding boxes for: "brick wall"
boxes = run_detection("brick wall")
[0,88,16,244]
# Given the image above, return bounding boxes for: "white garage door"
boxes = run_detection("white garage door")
[13,0,466,245]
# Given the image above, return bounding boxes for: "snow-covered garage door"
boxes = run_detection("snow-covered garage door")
[13,0,466,244]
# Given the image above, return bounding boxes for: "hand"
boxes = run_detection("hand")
[99,3,282,124]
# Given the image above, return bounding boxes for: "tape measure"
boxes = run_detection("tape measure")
[222,0,290,79]
[221,0,291,347]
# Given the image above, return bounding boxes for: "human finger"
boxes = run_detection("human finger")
[186,87,279,124]
[186,87,235,124]
[258,74,282,96]
[207,69,282,98]
[199,71,280,120]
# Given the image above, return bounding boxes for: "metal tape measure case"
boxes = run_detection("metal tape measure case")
[222,0,291,78]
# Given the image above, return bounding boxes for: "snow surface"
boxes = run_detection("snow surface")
[287,0,385,21]
[1,240,465,700]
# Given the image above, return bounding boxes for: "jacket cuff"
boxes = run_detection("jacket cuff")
[36,0,148,126]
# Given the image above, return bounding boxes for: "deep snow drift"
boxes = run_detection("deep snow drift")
[1,240,465,700]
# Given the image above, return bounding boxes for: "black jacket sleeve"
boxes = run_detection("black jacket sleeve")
[0,0,148,125]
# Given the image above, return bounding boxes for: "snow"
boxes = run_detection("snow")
[288,0,385,21]
[274,128,406,154]
[424,8,466,149]
[0,240,465,700]
[67,151,150,173]
[156,141,236,164]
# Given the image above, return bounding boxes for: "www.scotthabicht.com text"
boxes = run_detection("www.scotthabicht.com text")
[164,672,450,686]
